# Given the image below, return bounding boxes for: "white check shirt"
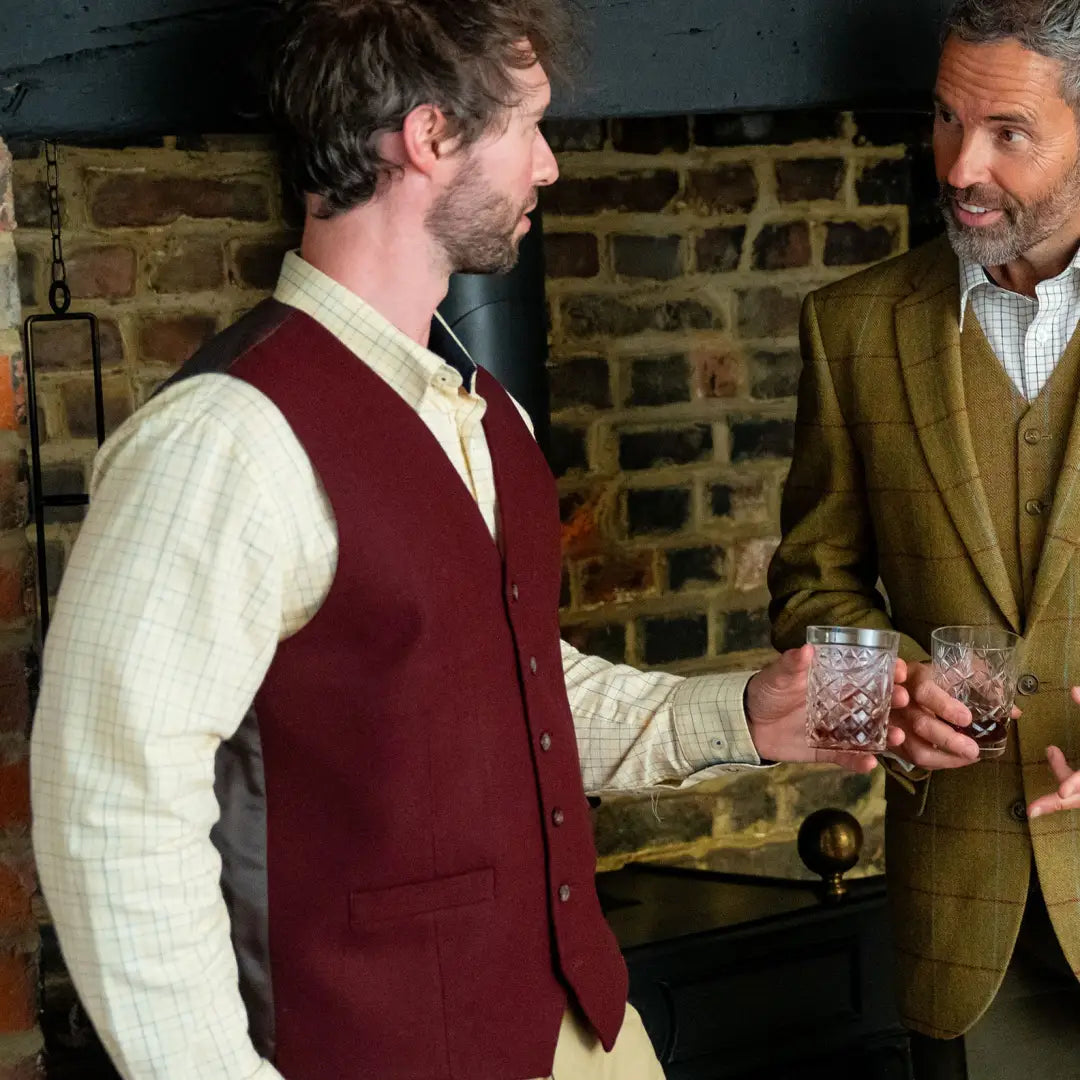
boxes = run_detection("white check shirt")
[31,252,761,1080]
[959,248,1080,400]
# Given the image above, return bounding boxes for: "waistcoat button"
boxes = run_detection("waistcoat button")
[552,808,565,826]
[1018,674,1040,695]
[1024,429,1042,446]
[529,656,538,674]
[539,732,552,751]
[558,884,571,902]
[511,583,519,601]
[1025,499,1045,516]
[1010,800,1028,823]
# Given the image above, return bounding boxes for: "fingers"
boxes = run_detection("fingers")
[1026,748,1080,820]
[813,749,879,773]
[1048,745,1075,786]
[1072,686,1080,707]
[1028,790,1080,819]
[908,676,973,728]
[887,706,979,769]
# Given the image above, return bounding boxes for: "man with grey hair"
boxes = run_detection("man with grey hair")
[769,0,1080,1076]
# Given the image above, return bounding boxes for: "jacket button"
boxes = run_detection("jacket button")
[1011,800,1028,823]
[539,732,552,751]
[1024,429,1042,446]
[1018,674,1040,695]
[1025,499,1046,516]
[558,884,571,902]
[511,583,519,601]
[552,808,565,826]
[529,656,538,675]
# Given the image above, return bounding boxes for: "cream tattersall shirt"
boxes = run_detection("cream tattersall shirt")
[31,252,760,1080]
[960,247,1080,400]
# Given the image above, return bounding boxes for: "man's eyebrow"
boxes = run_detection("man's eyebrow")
[934,93,1035,126]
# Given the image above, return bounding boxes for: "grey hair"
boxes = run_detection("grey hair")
[945,0,1080,106]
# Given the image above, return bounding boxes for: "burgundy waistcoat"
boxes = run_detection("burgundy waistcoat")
[216,307,627,1079]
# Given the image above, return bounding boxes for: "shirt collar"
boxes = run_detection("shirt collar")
[273,251,478,407]
[958,246,1080,330]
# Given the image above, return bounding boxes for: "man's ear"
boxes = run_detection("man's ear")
[401,104,458,176]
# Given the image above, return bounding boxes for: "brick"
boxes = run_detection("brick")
[752,222,811,270]
[15,253,35,309]
[695,226,745,273]
[686,165,757,213]
[643,615,708,664]
[139,315,217,367]
[719,772,780,831]
[612,235,682,280]
[775,158,845,202]
[0,856,35,937]
[750,347,802,399]
[723,608,773,652]
[733,537,779,591]
[737,287,802,338]
[5,141,41,161]
[0,951,35,1033]
[824,222,898,266]
[0,759,29,832]
[540,172,679,216]
[627,487,690,536]
[11,183,50,230]
[561,295,718,339]
[853,110,933,148]
[560,489,605,558]
[0,1052,44,1080]
[229,238,295,291]
[0,355,25,434]
[730,417,795,461]
[619,424,712,471]
[857,158,913,206]
[40,464,86,525]
[696,110,843,147]
[560,568,570,609]
[90,176,270,228]
[29,318,123,372]
[61,376,133,439]
[542,119,606,153]
[66,245,137,300]
[0,454,27,532]
[580,552,655,606]
[42,542,64,599]
[0,543,32,629]
[693,347,741,399]
[711,479,770,521]
[548,356,610,411]
[544,233,599,278]
[792,768,876,819]
[560,623,626,664]
[593,792,713,857]
[150,239,225,293]
[0,651,31,737]
[669,546,725,591]
[611,117,690,155]
[628,355,691,407]
[546,425,588,477]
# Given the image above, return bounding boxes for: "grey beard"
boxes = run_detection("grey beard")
[942,213,1026,266]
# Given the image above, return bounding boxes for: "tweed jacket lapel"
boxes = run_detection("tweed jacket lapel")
[895,244,1022,633]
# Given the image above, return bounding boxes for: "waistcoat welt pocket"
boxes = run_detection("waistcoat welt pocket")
[349,867,495,927]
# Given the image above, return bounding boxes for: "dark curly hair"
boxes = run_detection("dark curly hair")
[268,0,575,217]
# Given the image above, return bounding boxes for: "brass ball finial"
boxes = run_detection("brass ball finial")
[797,808,863,902]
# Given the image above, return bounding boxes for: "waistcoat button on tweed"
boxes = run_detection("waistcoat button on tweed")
[1018,674,1040,695]
[1010,800,1028,823]
[1024,429,1042,445]
[1025,499,1045,516]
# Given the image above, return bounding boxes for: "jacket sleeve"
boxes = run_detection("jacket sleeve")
[767,292,929,796]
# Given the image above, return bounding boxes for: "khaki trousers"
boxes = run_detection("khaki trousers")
[533,1004,666,1080]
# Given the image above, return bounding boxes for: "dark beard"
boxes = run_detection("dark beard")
[939,157,1080,265]
[427,156,534,275]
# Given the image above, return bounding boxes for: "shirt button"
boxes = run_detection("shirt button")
[1025,499,1045,516]
[1024,429,1042,446]
[511,583,520,602]
[558,884,571,902]
[529,656,538,674]
[1018,673,1040,695]
[1010,800,1028,823]
[552,808,565,826]
[539,732,552,751]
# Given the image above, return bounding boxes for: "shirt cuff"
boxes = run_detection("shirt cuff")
[669,671,764,778]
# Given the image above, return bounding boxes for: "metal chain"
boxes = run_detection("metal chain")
[45,140,71,314]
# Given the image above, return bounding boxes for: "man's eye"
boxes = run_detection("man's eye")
[1000,129,1025,144]
[937,108,955,124]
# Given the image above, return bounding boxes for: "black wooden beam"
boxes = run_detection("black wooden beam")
[0,0,951,140]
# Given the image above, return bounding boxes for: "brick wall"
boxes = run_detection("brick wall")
[0,139,45,1080]
[2,109,936,1067]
